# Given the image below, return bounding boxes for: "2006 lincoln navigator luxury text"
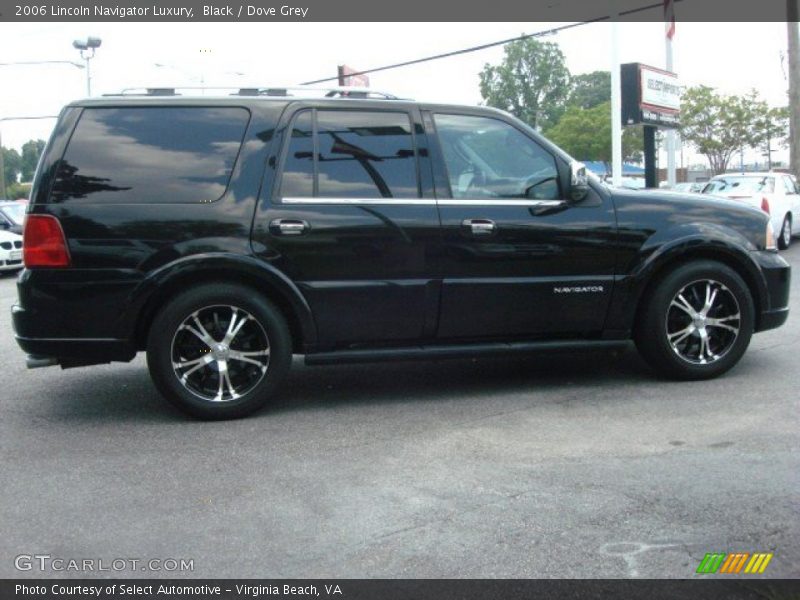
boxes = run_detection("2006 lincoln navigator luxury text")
[12,87,791,418]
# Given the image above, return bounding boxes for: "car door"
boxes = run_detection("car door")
[426,110,617,340]
[253,105,441,346]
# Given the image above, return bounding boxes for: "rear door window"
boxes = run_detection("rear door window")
[279,109,419,199]
[51,107,250,204]
[280,111,314,198]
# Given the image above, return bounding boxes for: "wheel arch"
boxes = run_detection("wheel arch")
[629,242,767,336]
[127,254,316,353]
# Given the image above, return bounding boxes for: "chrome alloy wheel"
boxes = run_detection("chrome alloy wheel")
[170,305,270,402]
[665,279,741,365]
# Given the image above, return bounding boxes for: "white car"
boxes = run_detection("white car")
[702,172,800,250]
[603,175,647,190]
[671,182,705,194]
[0,230,23,273]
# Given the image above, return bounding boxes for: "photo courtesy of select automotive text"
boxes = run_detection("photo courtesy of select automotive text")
[0,0,798,597]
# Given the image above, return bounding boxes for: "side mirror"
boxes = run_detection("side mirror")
[570,161,589,202]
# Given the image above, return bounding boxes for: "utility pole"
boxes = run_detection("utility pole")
[788,2,800,177]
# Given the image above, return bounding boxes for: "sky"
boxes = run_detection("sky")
[0,21,793,169]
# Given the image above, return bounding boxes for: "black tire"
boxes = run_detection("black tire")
[146,283,292,419]
[778,215,792,250]
[634,260,754,380]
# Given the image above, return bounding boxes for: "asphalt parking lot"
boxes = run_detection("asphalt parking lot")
[1,248,798,580]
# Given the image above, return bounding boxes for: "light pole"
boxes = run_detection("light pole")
[0,116,58,199]
[72,37,102,96]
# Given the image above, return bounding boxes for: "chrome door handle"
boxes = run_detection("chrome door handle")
[270,219,308,236]
[463,219,496,235]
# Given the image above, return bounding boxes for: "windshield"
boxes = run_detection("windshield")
[0,204,25,225]
[703,176,774,195]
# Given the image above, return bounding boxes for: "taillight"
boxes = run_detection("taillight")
[761,197,771,214]
[23,214,71,268]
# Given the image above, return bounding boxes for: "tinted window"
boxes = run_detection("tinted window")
[279,110,419,199]
[434,114,559,200]
[280,111,314,197]
[51,107,249,204]
[317,111,417,198]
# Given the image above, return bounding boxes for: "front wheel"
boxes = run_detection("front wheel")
[778,215,792,250]
[635,261,754,380]
[146,283,292,419]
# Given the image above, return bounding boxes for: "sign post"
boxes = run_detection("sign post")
[610,0,622,187]
[665,0,677,186]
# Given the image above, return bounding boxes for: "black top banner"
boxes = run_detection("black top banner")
[0,0,794,22]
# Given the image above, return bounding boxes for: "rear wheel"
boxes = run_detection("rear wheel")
[778,215,792,250]
[146,283,292,419]
[635,261,754,380]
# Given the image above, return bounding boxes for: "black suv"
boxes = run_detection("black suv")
[12,88,791,418]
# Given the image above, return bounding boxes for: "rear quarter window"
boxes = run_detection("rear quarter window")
[50,106,250,204]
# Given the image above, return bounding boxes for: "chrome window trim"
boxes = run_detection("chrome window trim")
[280,197,564,207]
[438,199,564,207]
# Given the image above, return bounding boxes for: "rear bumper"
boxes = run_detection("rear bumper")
[752,250,791,332]
[12,304,136,367]
[11,268,142,367]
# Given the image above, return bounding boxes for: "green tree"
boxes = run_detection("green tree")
[20,139,46,182]
[546,101,643,163]
[750,103,789,167]
[6,181,31,200]
[679,86,764,174]
[1,146,22,193]
[568,71,611,109]
[479,37,571,131]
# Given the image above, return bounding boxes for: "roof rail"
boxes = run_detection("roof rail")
[104,86,406,100]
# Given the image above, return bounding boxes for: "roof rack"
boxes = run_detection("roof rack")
[104,86,406,100]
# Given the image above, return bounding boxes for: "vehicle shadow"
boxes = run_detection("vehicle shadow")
[43,343,656,423]
[276,345,649,410]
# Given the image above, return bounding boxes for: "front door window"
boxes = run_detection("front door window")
[433,114,560,201]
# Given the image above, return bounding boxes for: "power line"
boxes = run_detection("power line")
[299,0,673,86]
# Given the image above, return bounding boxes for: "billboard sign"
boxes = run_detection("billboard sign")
[621,63,680,128]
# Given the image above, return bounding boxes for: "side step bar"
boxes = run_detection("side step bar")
[305,339,628,366]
